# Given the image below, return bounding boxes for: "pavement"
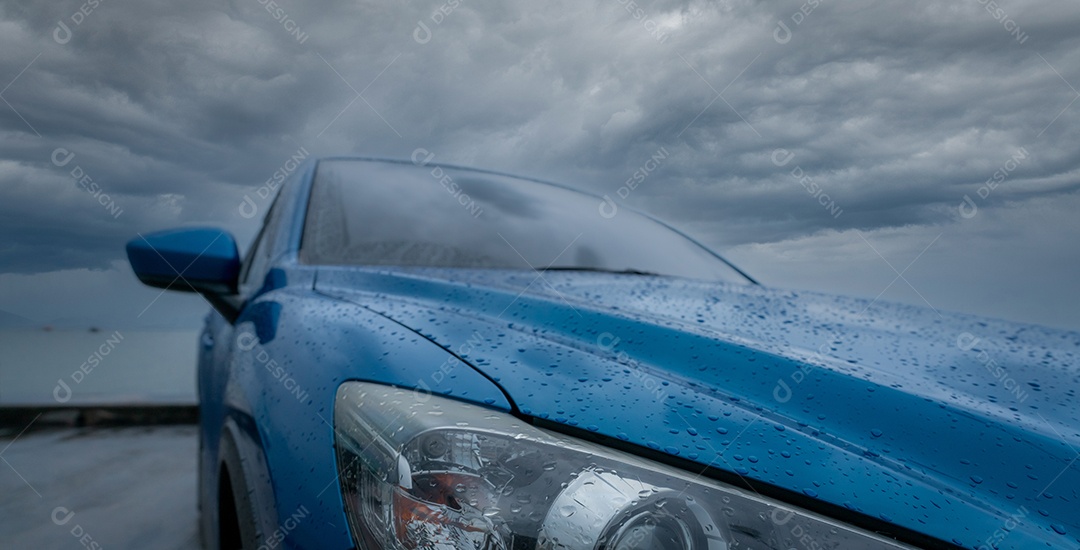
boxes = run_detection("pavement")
[0,424,201,549]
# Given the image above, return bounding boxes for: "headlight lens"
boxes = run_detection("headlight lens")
[334,382,916,550]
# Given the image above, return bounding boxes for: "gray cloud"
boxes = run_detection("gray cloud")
[1,0,1079,328]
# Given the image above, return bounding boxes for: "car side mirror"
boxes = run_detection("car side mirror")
[126,228,243,322]
[127,227,240,294]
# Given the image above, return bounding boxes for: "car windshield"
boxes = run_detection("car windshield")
[300,159,751,283]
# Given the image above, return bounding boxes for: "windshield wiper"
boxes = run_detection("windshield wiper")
[540,266,660,276]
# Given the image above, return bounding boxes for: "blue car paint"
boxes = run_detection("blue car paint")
[136,158,1078,550]
[228,284,513,547]
[312,267,1079,549]
[180,158,519,546]
[126,227,240,292]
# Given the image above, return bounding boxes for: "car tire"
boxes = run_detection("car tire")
[217,433,263,550]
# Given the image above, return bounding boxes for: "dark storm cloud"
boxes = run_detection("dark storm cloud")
[1,0,1079,326]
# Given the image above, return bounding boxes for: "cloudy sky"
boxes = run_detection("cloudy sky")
[1,0,1078,330]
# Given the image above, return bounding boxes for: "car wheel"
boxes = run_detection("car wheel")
[217,434,262,550]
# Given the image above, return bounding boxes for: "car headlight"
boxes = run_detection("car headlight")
[334,382,916,550]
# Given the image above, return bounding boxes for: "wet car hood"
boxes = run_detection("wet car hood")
[315,267,1080,548]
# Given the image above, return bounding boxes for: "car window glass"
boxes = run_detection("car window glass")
[301,160,749,283]
[241,197,284,290]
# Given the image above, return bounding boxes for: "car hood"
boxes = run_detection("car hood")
[315,267,1080,548]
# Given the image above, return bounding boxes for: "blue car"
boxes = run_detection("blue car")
[127,158,1078,550]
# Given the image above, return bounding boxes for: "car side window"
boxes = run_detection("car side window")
[240,197,284,293]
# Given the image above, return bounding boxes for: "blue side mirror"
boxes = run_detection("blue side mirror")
[126,228,240,295]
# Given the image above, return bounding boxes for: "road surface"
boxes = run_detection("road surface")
[0,424,200,548]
